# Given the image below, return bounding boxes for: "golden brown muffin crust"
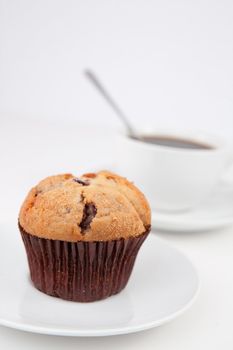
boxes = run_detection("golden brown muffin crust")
[19,171,151,241]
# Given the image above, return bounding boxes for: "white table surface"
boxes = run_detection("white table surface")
[0,118,233,349]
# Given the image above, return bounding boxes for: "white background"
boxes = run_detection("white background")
[0,0,233,349]
[0,0,233,138]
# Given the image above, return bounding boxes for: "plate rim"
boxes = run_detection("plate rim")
[0,285,200,336]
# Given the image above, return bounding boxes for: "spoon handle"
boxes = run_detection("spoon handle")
[84,69,135,137]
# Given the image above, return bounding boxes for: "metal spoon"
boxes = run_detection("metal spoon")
[84,69,138,139]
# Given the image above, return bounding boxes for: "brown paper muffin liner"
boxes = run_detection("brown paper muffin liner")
[19,224,150,302]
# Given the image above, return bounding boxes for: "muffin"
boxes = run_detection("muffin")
[19,171,151,302]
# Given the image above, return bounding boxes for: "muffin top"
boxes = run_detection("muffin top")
[19,171,151,242]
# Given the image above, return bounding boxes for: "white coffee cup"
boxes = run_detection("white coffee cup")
[115,129,233,212]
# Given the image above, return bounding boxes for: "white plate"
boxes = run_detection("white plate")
[152,182,233,232]
[0,221,199,337]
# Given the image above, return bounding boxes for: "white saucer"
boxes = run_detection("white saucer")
[152,182,233,232]
[0,221,199,337]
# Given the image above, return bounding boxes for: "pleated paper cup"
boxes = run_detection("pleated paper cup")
[19,223,150,302]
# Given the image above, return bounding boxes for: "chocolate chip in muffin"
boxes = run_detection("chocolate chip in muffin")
[35,190,42,197]
[73,178,90,186]
[79,203,97,234]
